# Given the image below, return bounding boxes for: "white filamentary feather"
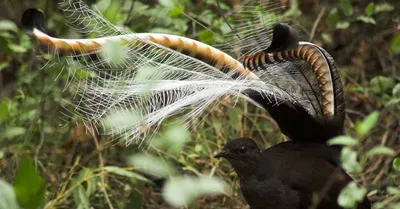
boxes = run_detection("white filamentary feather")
[40,0,311,145]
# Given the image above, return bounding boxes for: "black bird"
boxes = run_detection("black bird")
[215,138,370,209]
[215,24,371,209]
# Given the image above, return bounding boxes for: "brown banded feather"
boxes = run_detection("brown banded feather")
[254,53,261,70]
[240,43,335,116]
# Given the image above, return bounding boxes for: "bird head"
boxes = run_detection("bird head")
[214,137,261,176]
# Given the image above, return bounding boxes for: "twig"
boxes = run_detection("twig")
[365,131,388,174]
[309,6,326,42]
[89,124,114,209]
[124,0,136,25]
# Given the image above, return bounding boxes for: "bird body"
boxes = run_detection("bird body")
[215,138,371,209]
[22,2,371,208]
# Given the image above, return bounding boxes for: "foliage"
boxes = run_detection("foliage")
[0,0,399,208]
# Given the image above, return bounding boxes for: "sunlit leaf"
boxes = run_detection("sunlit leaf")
[374,3,394,13]
[103,109,142,132]
[356,111,379,136]
[341,147,362,173]
[13,156,45,209]
[0,20,18,32]
[357,16,375,24]
[3,127,26,139]
[321,33,333,43]
[328,136,358,146]
[0,62,8,71]
[0,180,19,209]
[387,186,400,195]
[104,166,151,182]
[162,176,226,207]
[128,154,175,177]
[73,185,90,209]
[152,124,188,154]
[336,21,350,29]
[338,182,366,208]
[100,41,129,65]
[366,146,396,158]
[8,44,27,53]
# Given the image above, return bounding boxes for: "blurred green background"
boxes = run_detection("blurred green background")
[0,0,399,208]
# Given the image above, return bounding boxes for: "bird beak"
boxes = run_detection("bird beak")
[214,150,228,158]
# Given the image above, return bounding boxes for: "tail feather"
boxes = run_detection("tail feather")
[22,1,345,144]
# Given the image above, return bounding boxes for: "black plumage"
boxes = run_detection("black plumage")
[215,138,371,209]
[215,24,371,208]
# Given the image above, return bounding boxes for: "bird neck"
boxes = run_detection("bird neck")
[230,156,259,179]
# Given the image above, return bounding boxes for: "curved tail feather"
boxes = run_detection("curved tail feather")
[21,1,345,144]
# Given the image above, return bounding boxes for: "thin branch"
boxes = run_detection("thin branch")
[89,124,114,209]
[309,6,326,42]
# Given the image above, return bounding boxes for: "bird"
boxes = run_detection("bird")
[20,3,340,145]
[21,1,371,208]
[215,138,371,209]
[214,19,371,208]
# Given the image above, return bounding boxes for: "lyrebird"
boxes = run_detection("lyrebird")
[22,1,370,208]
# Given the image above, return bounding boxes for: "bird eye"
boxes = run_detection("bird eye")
[239,146,247,154]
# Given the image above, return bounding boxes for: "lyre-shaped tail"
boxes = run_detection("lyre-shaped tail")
[22,1,345,144]
[21,5,293,145]
[241,23,345,142]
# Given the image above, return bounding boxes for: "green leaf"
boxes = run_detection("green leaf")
[370,76,396,94]
[364,3,375,16]
[375,3,394,13]
[338,182,367,208]
[326,8,339,28]
[73,185,90,209]
[13,156,45,209]
[128,154,174,177]
[100,41,128,65]
[336,21,350,29]
[152,124,188,154]
[0,20,17,32]
[387,186,400,195]
[365,146,396,158]
[168,5,184,17]
[390,33,400,54]
[0,180,19,209]
[104,166,151,182]
[162,176,226,207]
[159,0,176,8]
[198,29,215,45]
[8,44,27,53]
[102,108,142,136]
[393,157,400,172]
[357,15,376,24]
[393,84,400,98]
[328,136,359,146]
[340,0,353,16]
[341,147,363,173]
[321,33,333,43]
[0,62,8,71]
[356,111,379,136]
[228,107,242,132]
[3,127,26,139]
[0,102,8,120]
